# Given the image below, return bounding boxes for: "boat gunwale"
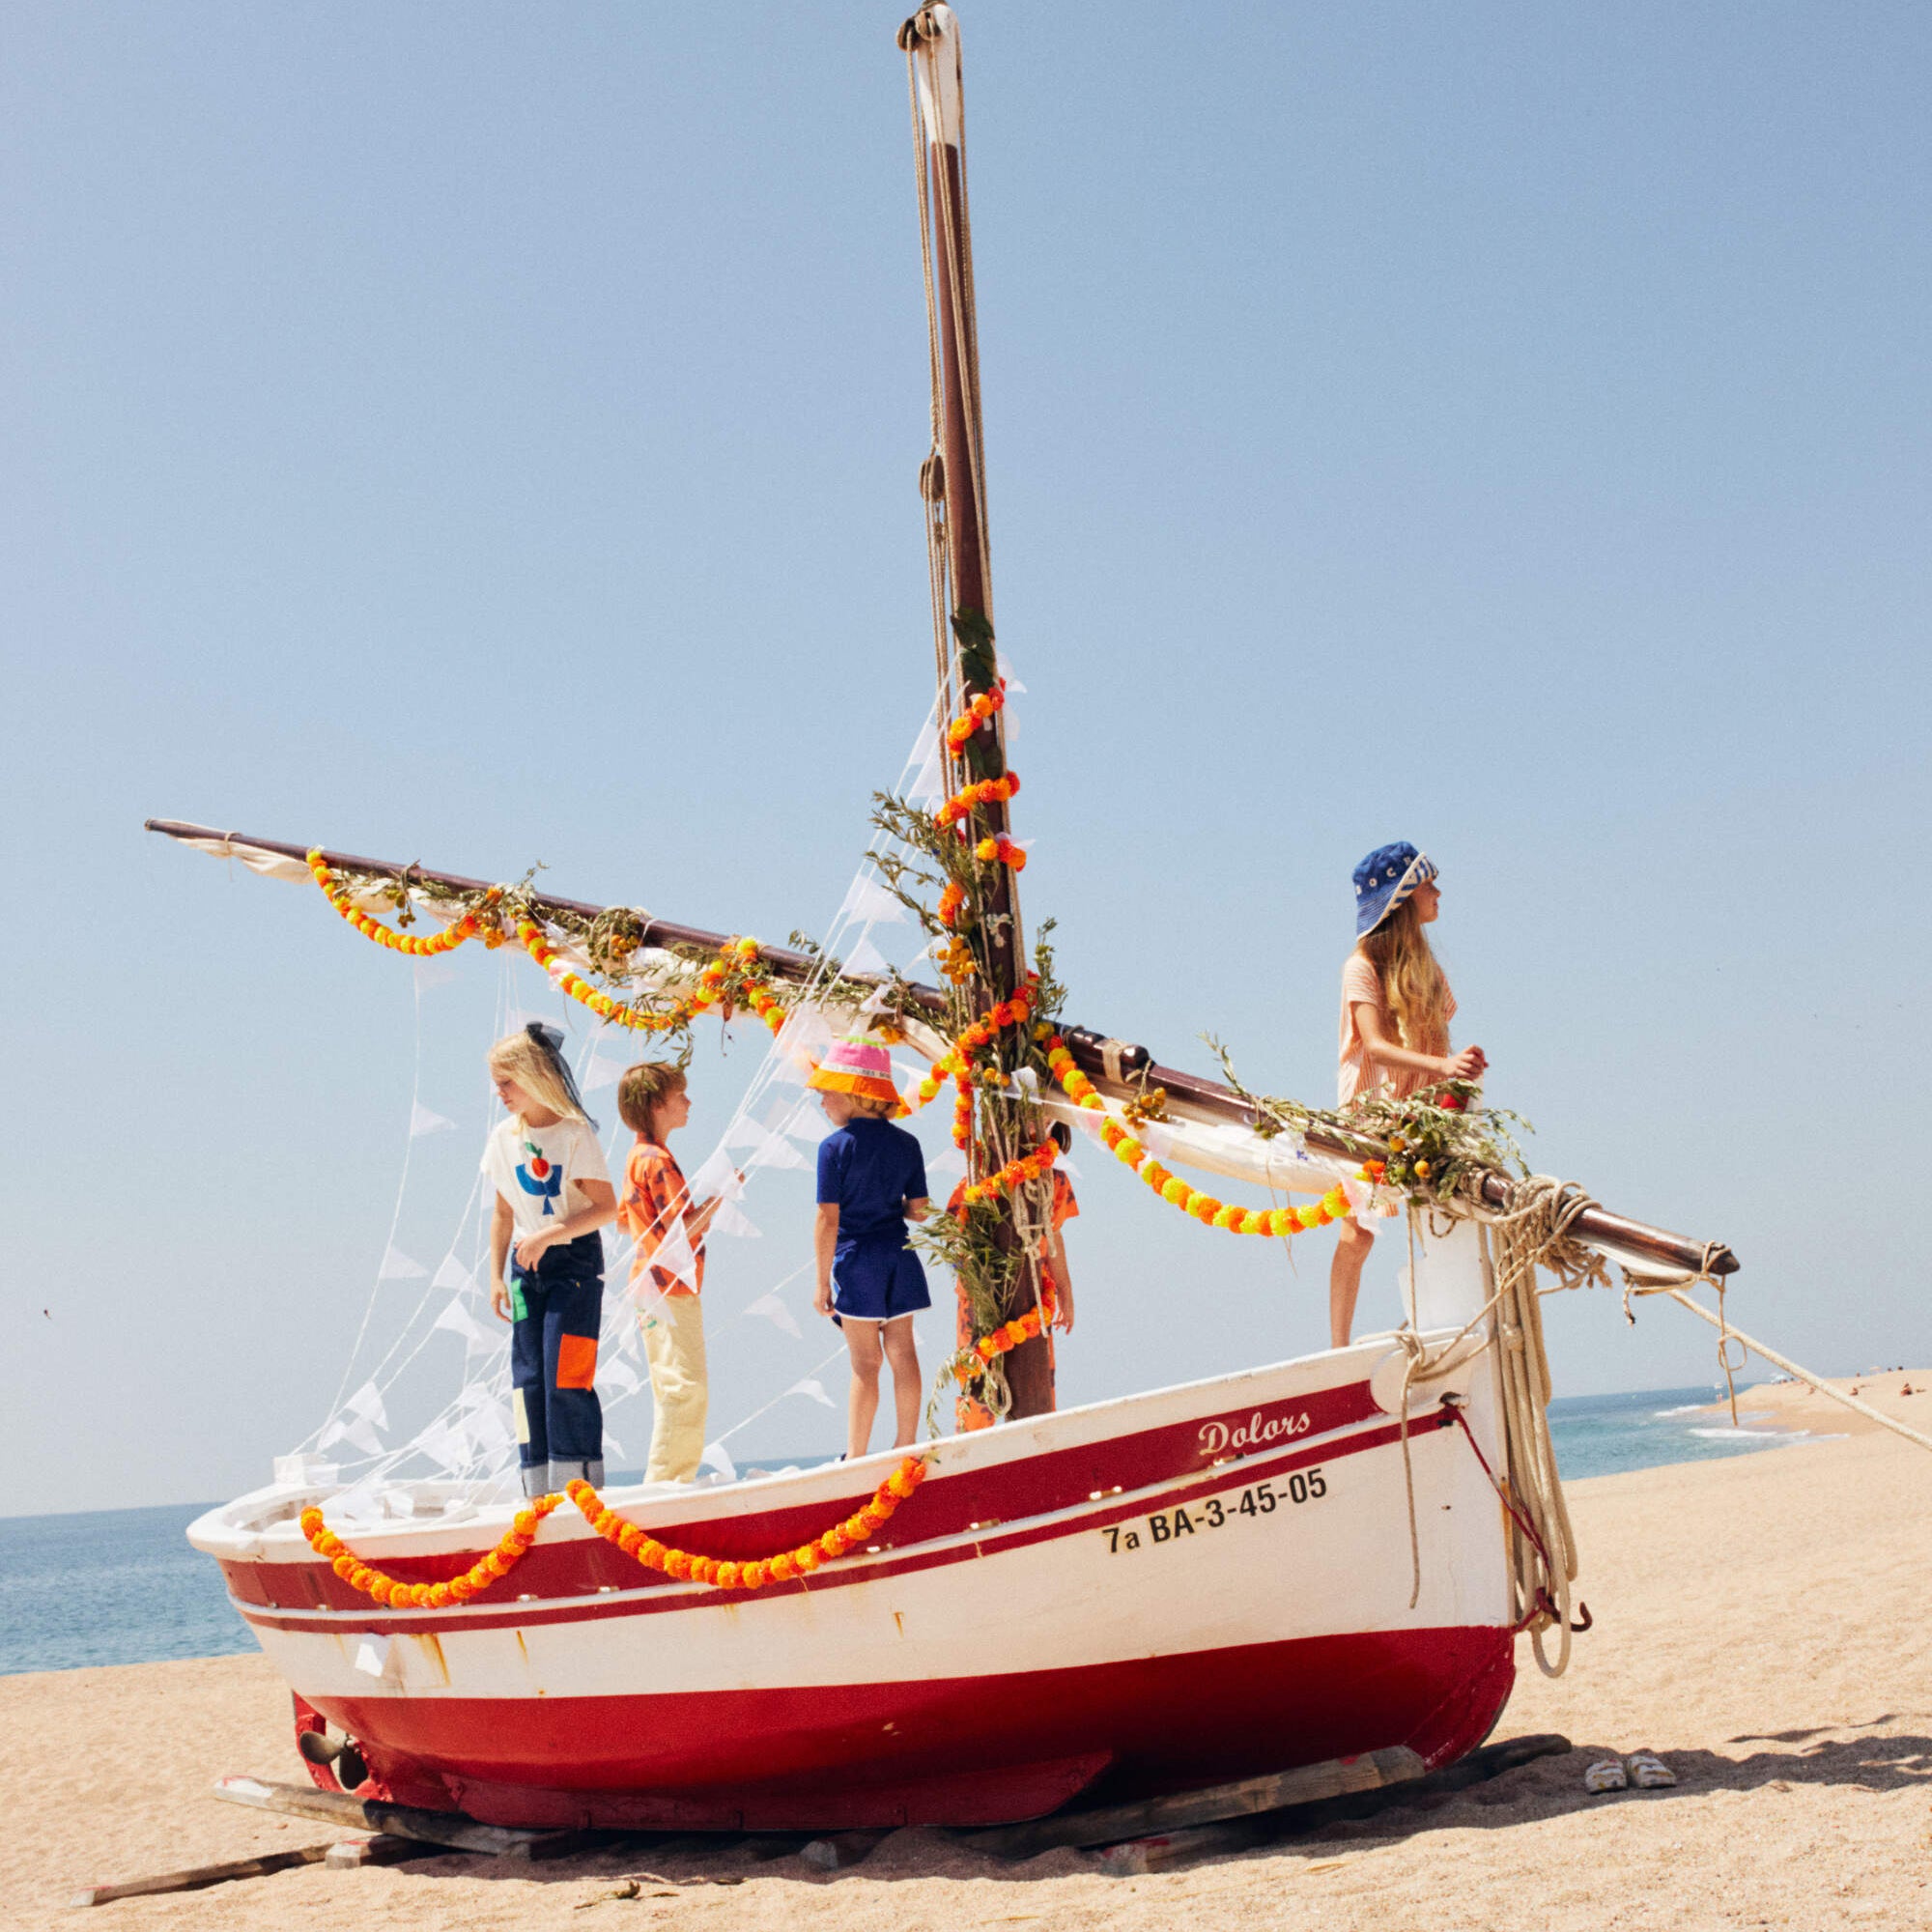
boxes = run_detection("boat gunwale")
[187,1325,1467,1565]
[222,1398,1482,1634]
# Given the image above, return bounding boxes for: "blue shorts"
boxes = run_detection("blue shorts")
[833,1235,930,1324]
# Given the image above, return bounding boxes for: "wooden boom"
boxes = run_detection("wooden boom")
[143,815,1738,1279]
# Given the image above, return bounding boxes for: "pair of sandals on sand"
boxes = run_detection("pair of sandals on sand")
[1584,1751,1675,1793]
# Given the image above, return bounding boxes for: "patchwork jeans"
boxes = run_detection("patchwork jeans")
[509,1234,605,1497]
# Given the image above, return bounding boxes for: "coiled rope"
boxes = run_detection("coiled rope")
[1387,1176,1606,1677]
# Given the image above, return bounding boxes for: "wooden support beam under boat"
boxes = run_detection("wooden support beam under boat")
[141,816,1738,1279]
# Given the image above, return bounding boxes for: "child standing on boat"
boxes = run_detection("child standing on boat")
[616,1061,725,1484]
[810,1037,931,1460]
[1332,843,1489,1348]
[952,1120,1078,1431]
[484,1025,618,1497]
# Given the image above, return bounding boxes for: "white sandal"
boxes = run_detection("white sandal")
[1626,1751,1677,1789]
[1583,1758,1627,1794]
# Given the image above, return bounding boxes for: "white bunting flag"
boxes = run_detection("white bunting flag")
[409,1103,455,1138]
[601,1356,642,1399]
[432,1296,490,1350]
[412,957,458,994]
[996,652,1027,694]
[785,1377,835,1408]
[744,1127,807,1173]
[925,1144,966,1178]
[687,1150,747,1200]
[344,1380,389,1429]
[709,1200,760,1238]
[700,1441,739,1484]
[410,1419,472,1474]
[581,1041,632,1094]
[431,1256,474,1293]
[464,1402,514,1454]
[650,1215,699,1289]
[838,874,910,926]
[761,1098,821,1143]
[319,1414,384,1459]
[378,1246,427,1282]
[841,932,890,976]
[743,1291,803,1339]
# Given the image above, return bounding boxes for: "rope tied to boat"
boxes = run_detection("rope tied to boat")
[1389,1175,1605,1676]
[1621,1261,1932,1458]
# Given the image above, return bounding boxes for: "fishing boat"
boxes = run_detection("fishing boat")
[156,6,1734,1833]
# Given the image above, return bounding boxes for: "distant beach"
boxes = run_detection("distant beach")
[5,1374,1927,1930]
[0,1379,1882,1679]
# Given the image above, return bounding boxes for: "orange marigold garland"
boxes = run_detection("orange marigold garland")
[1040,1030,1367,1237]
[952,1280,1057,1388]
[906,979,1037,1118]
[302,1460,934,1607]
[935,771,1020,829]
[519,924,787,1038]
[299,1494,564,1609]
[308,851,499,956]
[945,680,1006,757]
[974,835,1027,872]
[567,1459,929,1589]
[957,1133,1058,1209]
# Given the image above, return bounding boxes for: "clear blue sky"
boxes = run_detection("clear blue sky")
[6,3,1927,1515]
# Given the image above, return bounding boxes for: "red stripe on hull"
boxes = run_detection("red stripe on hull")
[223,1378,1385,1618]
[319,1624,1514,1831]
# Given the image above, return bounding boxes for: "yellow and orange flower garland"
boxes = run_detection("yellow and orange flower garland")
[301,1461,931,1607]
[945,679,1006,757]
[1041,1030,1378,1236]
[565,1460,926,1591]
[298,1493,564,1609]
[934,770,1019,829]
[518,923,787,1039]
[974,835,1027,872]
[904,979,1037,1125]
[308,851,502,956]
[957,1134,1059,1210]
[952,1279,1057,1389]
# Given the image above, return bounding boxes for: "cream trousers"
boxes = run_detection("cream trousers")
[640,1292,708,1483]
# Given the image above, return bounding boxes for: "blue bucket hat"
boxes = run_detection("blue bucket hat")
[1353,841,1437,937]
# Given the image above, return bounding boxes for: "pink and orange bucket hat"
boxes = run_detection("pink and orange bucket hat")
[808,1036,902,1107]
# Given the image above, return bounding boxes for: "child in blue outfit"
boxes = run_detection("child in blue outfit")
[810,1037,930,1460]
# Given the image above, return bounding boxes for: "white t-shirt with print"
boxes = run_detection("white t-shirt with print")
[481,1116,612,1239]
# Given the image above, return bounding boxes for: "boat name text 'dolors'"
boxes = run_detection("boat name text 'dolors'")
[1196,1406,1314,1458]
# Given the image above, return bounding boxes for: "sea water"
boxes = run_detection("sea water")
[0,1385,1810,1677]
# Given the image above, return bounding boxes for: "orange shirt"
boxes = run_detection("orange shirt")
[619,1139,704,1297]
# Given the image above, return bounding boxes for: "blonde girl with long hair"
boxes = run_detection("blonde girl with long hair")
[1331,843,1488,1348]
[482,1024,618,1496]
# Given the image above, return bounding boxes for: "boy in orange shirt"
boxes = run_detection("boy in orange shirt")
[616,1063,724,1483]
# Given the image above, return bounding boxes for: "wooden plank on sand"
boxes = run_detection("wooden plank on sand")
[212,1776,587,1861]
[1092,1732,1574,1876]
[67,1843,335,1906]
[958,1745,1427,1859]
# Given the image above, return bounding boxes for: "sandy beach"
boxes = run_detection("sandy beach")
[8,1387,1929,1932]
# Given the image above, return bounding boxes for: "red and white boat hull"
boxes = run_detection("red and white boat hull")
[191,1324,1520,1829]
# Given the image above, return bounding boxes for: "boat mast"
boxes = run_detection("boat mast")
[900,5,1053,1417]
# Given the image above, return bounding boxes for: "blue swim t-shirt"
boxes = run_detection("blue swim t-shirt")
[816,1118,929,1245]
